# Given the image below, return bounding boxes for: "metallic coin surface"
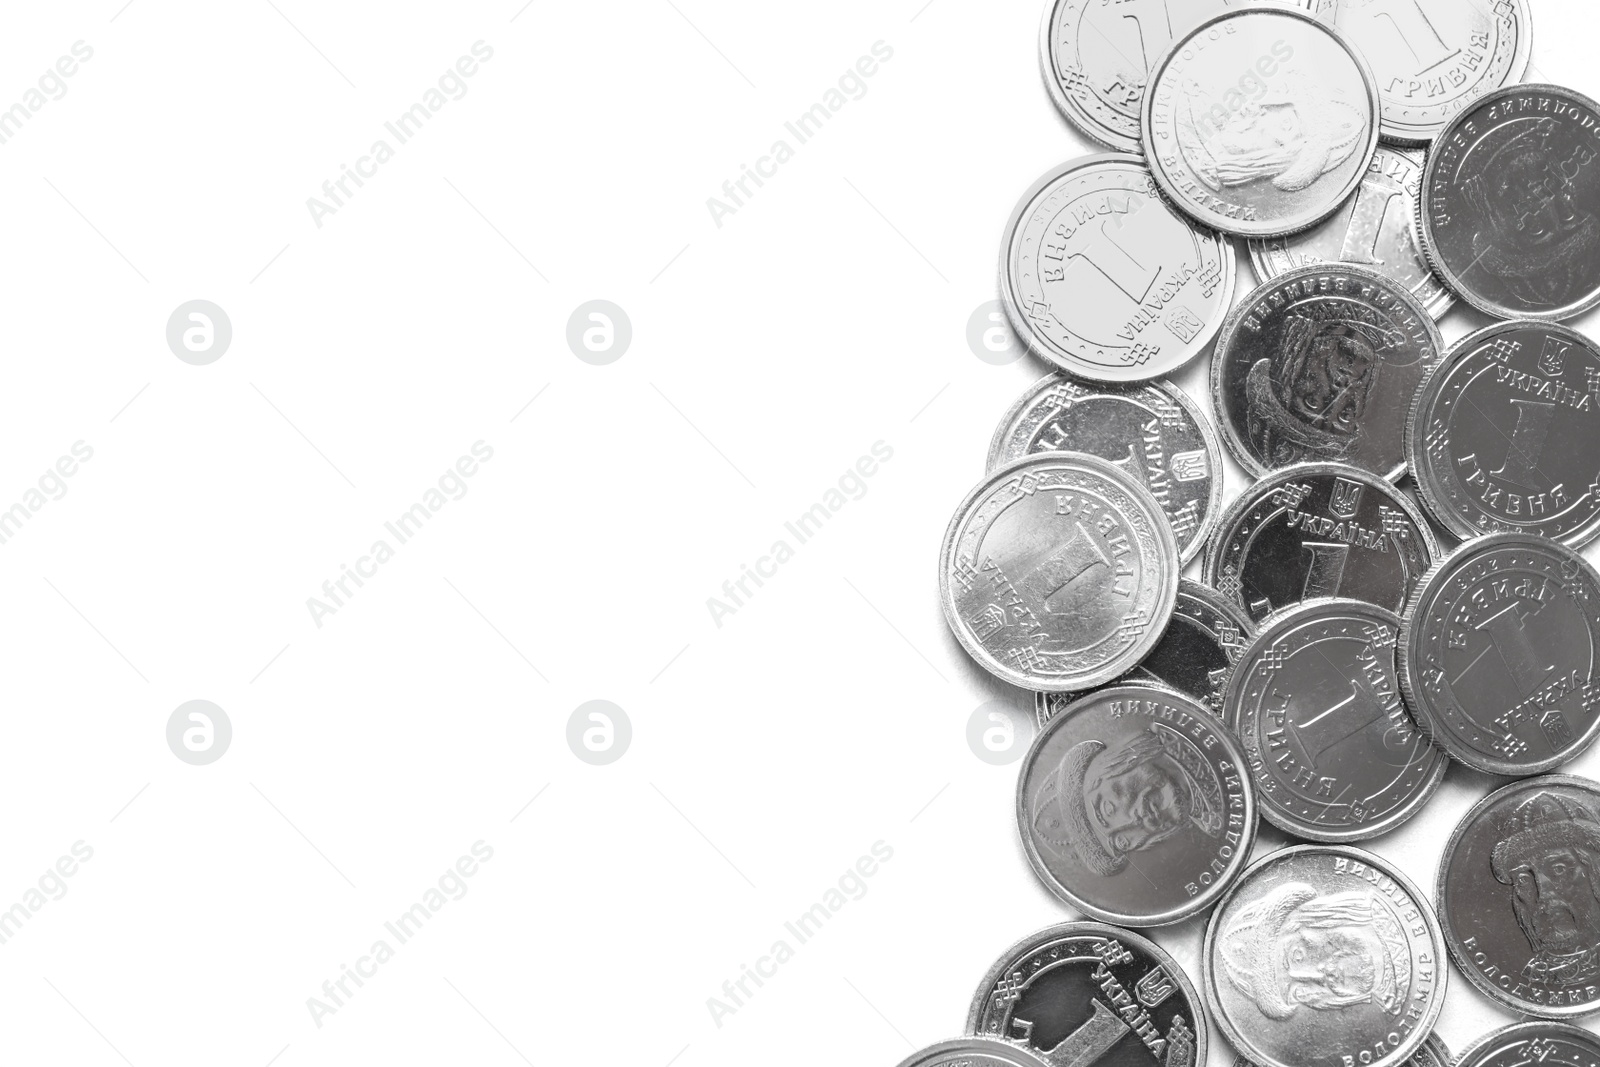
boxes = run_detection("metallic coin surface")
[1000,155,1236,382]
[1398,534,1600,776]
[1234,1034,1449,1067]
[968,922,1206,1067]
[1204,463,1438,625]
[941,454,1180,692]
[1439,775,1600,1019]
[1142,8,1381,238]
[1224,598,1446,842]
[1017,683,1255,926]
[1407,321,1600,549]
[1249,147,1452,318]
[1420,84,1600,321]
[1212,264,1442,480]
[894,1038,1054,1067]
[988,375,1224,563]
[1203,844,1446,1067]
[1328,0,1531,145]
[1453,1022,1600,1067]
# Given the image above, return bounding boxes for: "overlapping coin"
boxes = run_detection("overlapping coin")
[894,1038,1052,1067]
[1453,1022,1600,1067]
[1232,1033,1449,1067]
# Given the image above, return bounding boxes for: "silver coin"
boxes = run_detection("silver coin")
[967,921,1206,1067]
[1328,0,1531,145]
[1000,155,1236,382]
[895,1038,1054,1067]
[1017,682,1256,925]
[988,375,1224,563]
[1211,264,1443,480]
[1224,598,1447,842]
[1142,7,1381,238]
[1420,84,1600,321]
[1452,1022,1600,1067]
[1204,463,1439,625]
[1406,321,1600,549]
[1397,533,1600,776]
[1234,1033,1448,1067]
[1439,775,1600,1019]
[1202,844,1447,1067]
[1249,147,1453,318]
[941,454,1180,692]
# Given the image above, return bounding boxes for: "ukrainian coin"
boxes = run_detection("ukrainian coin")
[1406,321,1600,549]
[1397,533,1600,776]
[1204,463,1438,625]
[1233,1034,1449,1067]
[1420,84,1600,321]
[967,921,1206,1067]
[1249,147,1452,318]
[941,454,1180,692]
[1224,599,1446,842]
[1212,264,1442,480]
[1203,844,1446,1067]
[1142,7,1381,238]
[1453,1022,1600,1067]
[1000,155,1236,383]
[1328,0,1531,145]
[1017,683,1255,925]
[1439,776,1600,1019]
[988,375,1224,563]
[895,1038,1053,1067]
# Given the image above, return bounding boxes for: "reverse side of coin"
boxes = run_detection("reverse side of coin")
[1142,7,1381,238]
[1000,155,1236,382]
[988,375,1224,562]
[1329,0,1531,145]
[967,921,1206,1067]
[1398,533,1600,776]
[1420,84,1600,321]
[895,1038,1054,1067]
[1225,598,1446,841]
[1453,1022,1600,1067]
[1250,147,1452,318]
[941,454,1179,692]
[1407,321,1600,549]
[1204,462,1438,624]
[1018,683,1255,926]
[1203,844,1446,1067]
[1439,775,1600,1020]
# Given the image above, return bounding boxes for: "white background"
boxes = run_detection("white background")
[0,1,1596,1065]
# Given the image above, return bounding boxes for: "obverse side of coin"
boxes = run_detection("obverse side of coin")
[1234,1034,1450,1067]
[895,1038,1054,1067]
[1225,599,1446,841]
[941,454,1179,692]
[1453,1022,1600,1067]
[1398,533,1600,776]
[1000,155,1236,382]
[1439,775,1600,1019]
[1142,7,1380,238]
[1203,844,1446,1067]
[1017,683,1255,925]
[1421,84,1600,321]
[1407,321,1600,549]
[1204,463,1437,624]
[1329,0,1531,145]
[967,922,1206,1067]
[1212,264,1441,480]
[1250,147,1452,318]
[988,375,1224,562]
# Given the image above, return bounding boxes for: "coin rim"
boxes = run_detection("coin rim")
[1451,1020,1600,1067]
[893,1036,1055,1067]
[1037,0,1140,152]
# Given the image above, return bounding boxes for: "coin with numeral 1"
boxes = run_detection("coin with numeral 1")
[1453,1023,1600,1067]
[895,1038,1053,1067]
[1398,533,1600,776]
[1204,463,1438,625]
[967,921,1206,1067]
[1407,321,1600,549]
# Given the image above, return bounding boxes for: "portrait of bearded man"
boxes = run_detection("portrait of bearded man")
[1491,790,1600,988]
[1245,314,1394,469]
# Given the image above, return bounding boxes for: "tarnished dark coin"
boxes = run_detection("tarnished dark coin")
[1224,598,1446,842]
[1397,533,1600,776]
[1420,84,1600,321]
[1250,147,1452,318]
[1000,155,1236,383]
[941,454,1180,693]
[1204,463,1438,625]
[1211,264,1442,480]
[895,1037,1053,1067]
[1017,683,1255,926]
[989,375,1224,563]
[1439,775,1600,1019]
[1407,321,1600,549]
[967,922,1205,1067]
[1453,1022,1600,1067]
[1234,1034,1449,1067]
[1203,844,1447,1067]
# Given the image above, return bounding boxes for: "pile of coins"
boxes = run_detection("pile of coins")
[910,3,1600,1067]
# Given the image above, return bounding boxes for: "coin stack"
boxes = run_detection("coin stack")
[911,3,1600,1067]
